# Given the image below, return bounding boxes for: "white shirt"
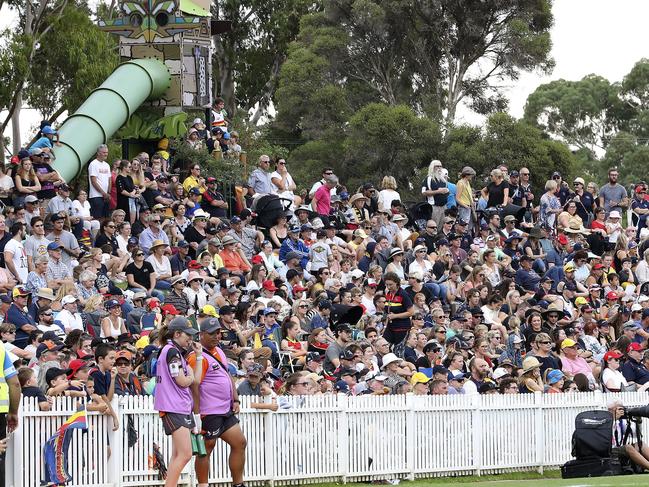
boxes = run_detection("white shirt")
[377,189,401,212]
[54,309,83,333]
[146,254,172,278]
[270,171,296,203]
[72,200,91,219]
[4,238,27,283]
[602,367,628,392]
[361,295,376,316]
[88,159,111,198]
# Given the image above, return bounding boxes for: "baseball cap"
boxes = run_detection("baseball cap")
[105,299,120,309]
[410,372,431,386]
[36,340,64,358]
[161,303,180,316]
[353,229,368,239]
[61,295,77,305]
[603,350,623,362]
[199,317,222,333]
[45,367,66,385]
[115,350,133,362]
[168,316,198,335]
[628,342,643,353]
[560,338,578,349]
[47,242,62,251]
[335,349,354,363]
[219,305,236,315]
[262,307,278,316]
[177,240,189,248]
[12,286,30,298]
[262,280,278,292]
[492,368,510,380]
[246,363,264,376]
[24,195,38,203]
[66,359,90,379]
[200,304,218,317]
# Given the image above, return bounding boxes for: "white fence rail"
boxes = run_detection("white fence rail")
[7,392,649,487]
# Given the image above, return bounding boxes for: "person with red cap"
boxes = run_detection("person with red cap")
[622,342,649,386]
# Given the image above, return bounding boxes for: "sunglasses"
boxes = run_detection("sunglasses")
[298,304,308,308]
[106,224,115,228]
[539,341,552,345]
[136,253,144,257]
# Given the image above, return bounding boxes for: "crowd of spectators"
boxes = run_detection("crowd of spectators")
[4,118,649,425]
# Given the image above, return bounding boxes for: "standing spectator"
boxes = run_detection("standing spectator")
[421,160,448,227]
[377,176,401,213]
[312,175,338,223]
[88,145,112,219]
[383,272,414,345]
[115,160,138,224]
[309,168,337,199]
[571,177,595,224]
[456,166,476,227]
[481,168,509,209]
[599,167,628,215]
[4,223,27,284]
[188,317,247,487]
[270,158,299,208]
[539,180,562,229]
[247,155,273,196]
[153,318,201,487]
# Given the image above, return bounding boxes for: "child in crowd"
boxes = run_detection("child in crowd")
[18,367,50,410]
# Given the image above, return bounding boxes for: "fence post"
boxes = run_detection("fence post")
[8,398,25,487]
[106,396,124,487]
[264,397,276,487]
[405,394,415,481]
[337,393,349,483]
[471,394,482,476]
[534,392,544,474]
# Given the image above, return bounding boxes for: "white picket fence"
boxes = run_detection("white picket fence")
[6,391,649,487]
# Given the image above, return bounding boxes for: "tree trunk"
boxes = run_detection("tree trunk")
[11,93,22,152]
[213,35,236,119]
[249,55,282,125]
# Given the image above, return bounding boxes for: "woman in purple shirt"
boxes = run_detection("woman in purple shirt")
[153,317,202,487]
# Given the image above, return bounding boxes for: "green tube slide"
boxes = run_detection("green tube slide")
[51,58,171,182]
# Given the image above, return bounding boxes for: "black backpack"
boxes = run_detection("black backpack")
[571,410,613,460]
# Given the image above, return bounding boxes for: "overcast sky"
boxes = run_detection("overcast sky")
[3,0,649,147]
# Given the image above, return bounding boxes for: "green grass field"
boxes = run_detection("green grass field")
[320,471,649,487]
[438,475,648,486]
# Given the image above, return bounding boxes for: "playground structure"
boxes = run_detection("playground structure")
[51,0,213,181]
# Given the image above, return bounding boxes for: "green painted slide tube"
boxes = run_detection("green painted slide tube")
[51,58,171,182]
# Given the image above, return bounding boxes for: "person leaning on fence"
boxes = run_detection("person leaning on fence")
[188,317,247,487]
[153,317,202,487]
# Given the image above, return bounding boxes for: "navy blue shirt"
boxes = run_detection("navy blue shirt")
[90,369,112,396]
[515,267,541,292]
[621,358,649,385]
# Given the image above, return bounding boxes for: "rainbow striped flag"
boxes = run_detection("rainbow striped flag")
[42,407,88,486]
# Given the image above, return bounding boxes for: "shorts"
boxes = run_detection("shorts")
[160,412,195,435]
[89,196,110,218]
[201,411,239,440]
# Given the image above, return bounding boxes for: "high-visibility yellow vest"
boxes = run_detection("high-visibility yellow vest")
[0,342,10,413]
